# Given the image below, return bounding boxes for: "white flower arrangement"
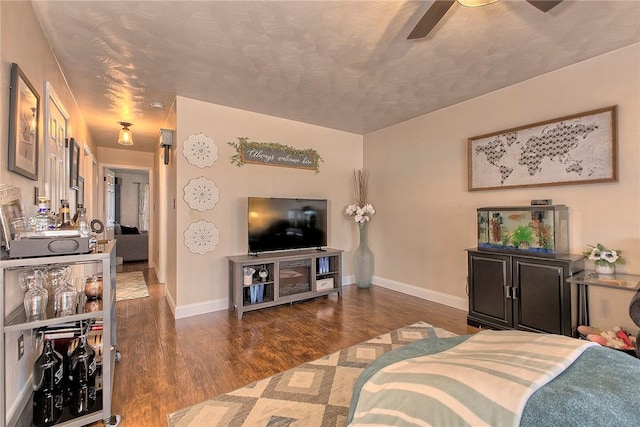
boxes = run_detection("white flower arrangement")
[583,243,624,267]
[346,169,375,224]
[345,204,376,224]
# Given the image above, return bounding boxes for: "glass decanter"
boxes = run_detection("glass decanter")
[75,204,89,237]
[21,269,48,320]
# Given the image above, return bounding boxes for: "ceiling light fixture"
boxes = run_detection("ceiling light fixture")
[117,122,134,146]
[150,101,165,110]
[457,0,498,7]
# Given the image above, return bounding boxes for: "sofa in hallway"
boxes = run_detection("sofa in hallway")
[114,224,148,262]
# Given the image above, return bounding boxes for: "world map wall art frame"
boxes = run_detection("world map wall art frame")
[468,105,617,191]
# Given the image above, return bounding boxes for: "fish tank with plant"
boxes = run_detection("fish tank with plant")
[477,205,569,255]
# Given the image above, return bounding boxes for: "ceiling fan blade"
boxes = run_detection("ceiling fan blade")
[526,0,563,13]
[408,0,456,40]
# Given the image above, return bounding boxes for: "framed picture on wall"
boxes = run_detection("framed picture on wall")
[468,106,618,191]
[69,137,80,190]
[0,185,26,250]
[8,63,39,181]
[77,176,85,208]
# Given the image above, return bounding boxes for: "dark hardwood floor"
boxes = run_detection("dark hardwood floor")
[111,262,478,426]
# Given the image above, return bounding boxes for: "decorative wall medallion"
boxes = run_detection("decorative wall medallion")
[184,220,220,254]
[183,177,219,211]
[183,133,218,168]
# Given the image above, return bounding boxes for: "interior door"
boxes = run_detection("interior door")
[44,83,69,213]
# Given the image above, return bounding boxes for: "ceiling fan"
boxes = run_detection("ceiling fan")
[407,0,563,40]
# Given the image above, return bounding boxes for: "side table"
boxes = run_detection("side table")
[566,271,640,329]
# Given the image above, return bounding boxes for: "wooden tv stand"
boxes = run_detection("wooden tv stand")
[228,248,343,319]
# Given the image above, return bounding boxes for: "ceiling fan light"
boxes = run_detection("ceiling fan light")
[457,0,498,7]
[117,122,134,145]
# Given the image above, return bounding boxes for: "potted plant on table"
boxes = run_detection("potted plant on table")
[583,243,624,275]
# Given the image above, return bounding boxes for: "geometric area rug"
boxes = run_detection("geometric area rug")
[116,271,149,301]
[166,321,458,427]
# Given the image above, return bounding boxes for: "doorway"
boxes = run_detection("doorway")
[100,165,153,268]
[112,169,150,230]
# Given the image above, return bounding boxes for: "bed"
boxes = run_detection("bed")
[348,330,640,426]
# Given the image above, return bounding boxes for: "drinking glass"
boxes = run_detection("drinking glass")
[21,269,48,319]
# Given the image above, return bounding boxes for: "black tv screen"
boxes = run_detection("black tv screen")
[248,197,328,253]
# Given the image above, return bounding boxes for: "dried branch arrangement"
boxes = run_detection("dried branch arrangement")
[352,169,369,206]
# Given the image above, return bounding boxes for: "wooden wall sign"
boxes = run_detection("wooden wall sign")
[229,137,323,173]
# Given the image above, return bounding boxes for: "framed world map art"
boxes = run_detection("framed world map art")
[468,106,617,191]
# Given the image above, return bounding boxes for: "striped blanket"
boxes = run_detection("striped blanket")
[350,330,596,427]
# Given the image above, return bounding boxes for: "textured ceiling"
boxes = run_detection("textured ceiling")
[31,1,640,152]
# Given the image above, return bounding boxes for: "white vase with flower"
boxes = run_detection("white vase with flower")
[583,243,624,275]
[345,170,375,288]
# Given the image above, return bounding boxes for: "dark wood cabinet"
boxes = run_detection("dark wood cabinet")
[467,249,583,337]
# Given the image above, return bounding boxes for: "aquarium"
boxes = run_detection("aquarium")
[477,205,569,255]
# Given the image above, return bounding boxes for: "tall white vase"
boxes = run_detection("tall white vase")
[353,222,374,288]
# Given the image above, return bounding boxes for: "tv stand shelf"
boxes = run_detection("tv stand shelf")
[228,248,343,319]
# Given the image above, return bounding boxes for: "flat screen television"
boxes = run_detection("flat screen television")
[248,197,328,253]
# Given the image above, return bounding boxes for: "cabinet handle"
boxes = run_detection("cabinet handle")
[512,286,519,300]
[505,286,512,299]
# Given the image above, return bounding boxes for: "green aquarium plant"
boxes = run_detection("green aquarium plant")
[511,225,534,247]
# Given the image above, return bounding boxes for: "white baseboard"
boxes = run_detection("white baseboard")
[174,297,228,319]
[371,275,468,311]
[169,274,466,319]
[154,264,163,284]
[165,290,177,317]
[7,375,31,426]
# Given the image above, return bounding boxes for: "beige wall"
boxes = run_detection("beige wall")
[0,1,97,420]
[172,96,362,315]
[0,1,95,213]
[157,100,177,294]
[96,147,155,169]
[364,44,640,331]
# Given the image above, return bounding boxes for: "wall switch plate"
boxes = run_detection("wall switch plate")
[18,334,24,360]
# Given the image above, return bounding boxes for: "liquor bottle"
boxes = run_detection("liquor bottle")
[58,199,74,229]
[32,339,64,426]
[30,197,55,232]
[68,332,97,416]
[74,204,89,237]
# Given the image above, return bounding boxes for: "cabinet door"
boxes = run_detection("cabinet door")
[468,252,512,329]
[514,258,571,336]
